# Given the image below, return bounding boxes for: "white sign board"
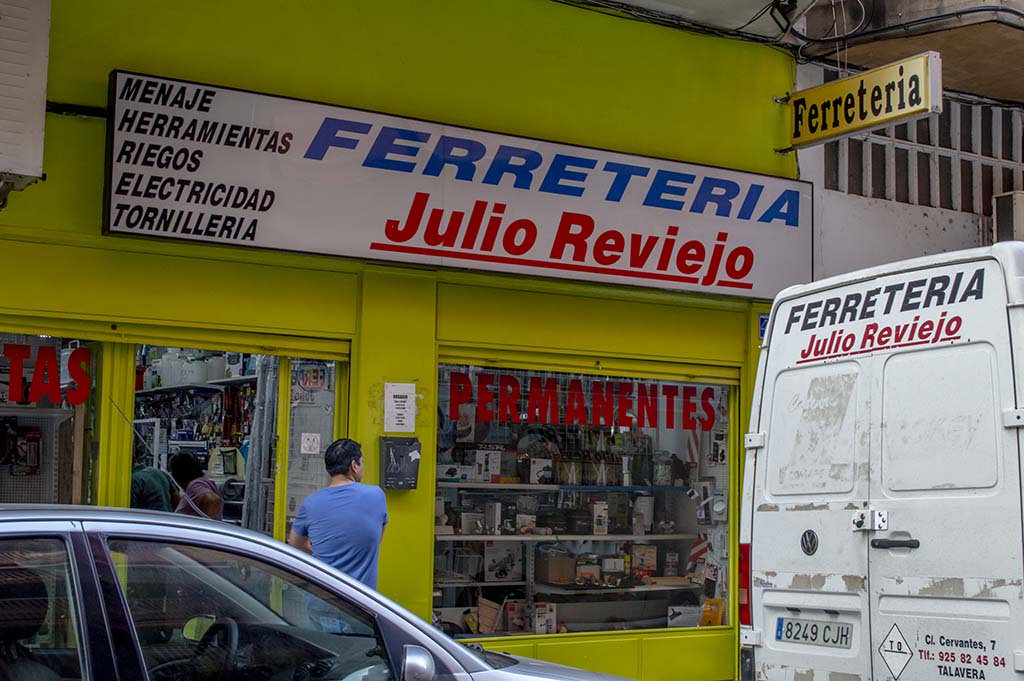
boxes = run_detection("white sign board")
[384,382,417,433]
[105,71,813,298]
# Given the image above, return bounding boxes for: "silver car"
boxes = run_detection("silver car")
[0,506,632,681]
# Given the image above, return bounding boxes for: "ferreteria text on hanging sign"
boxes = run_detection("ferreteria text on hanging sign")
[105,71,812,299]
[789,52,942,149]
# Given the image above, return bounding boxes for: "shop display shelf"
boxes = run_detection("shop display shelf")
[437,482,559,491]
[434,533,696,542]
[533,582,702,595]
[136,383,225,396]
[436,482,691,493]
[434,580,528,588]
[0,406,75,420]
[206,376,259,386]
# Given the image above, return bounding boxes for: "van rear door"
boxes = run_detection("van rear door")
[867,258,1023,681]
[750,323,872,675]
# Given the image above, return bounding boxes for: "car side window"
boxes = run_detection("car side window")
[108,539,392,681]
[0,537,85,681]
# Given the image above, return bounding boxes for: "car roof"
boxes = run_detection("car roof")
[0,504,275,543]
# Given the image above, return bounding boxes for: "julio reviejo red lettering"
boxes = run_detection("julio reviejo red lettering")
[372,192,756,290]
[447,371,717,431]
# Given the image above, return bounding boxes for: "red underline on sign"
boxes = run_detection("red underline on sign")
[794,335,962,364]
[368,242,754,289]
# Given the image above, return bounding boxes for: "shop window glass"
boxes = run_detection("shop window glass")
[132,347,342,534]
[285,360,337,530]
[0,334,95,504]
[434,364,731,637]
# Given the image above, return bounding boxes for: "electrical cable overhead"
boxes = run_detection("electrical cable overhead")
[545,0,797,56]
[791,4,1024,43]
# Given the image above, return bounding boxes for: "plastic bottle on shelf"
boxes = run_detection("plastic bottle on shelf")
[143,362,161,390]
[182,359,204,385]
[206,355,227,381]
[160,349,183,387]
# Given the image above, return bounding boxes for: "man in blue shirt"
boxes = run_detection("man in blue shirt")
[288,438,388,590]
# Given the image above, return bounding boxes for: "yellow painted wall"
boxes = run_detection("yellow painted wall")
[0,2,798,679]
[351,270,440,618]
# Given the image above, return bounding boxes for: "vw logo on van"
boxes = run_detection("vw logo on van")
[800,530,819,556]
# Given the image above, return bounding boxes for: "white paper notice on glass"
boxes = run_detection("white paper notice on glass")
[300,432,321,455]
[384,382,417,433]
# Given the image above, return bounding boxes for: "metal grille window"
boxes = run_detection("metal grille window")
[822,71,1024,217]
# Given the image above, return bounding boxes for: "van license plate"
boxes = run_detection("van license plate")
[775,617,852,648]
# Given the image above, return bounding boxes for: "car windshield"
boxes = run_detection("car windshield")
[109,539,391,681]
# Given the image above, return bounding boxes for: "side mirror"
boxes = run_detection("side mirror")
[182,615,216,642]
[402,645,435,681]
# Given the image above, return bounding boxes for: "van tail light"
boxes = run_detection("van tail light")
[739,542,752,626]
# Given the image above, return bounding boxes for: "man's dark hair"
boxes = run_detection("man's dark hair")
[169,451,203,487]
[324,438,362,477]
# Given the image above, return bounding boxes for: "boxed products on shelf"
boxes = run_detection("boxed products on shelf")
[533,603,558,634]
[484,542,523,582]
[575,557,601,582]
[536,550,576,585]
[505,599,528,633]
[530,457,554,484]
[591,500,608,535]
[436,463,472,482]
[473,445,503,482]
[515,513,536,534]
[633,496,654,531]
[460,512,485,535]
[484,501,502,534]
[632,544,658,580]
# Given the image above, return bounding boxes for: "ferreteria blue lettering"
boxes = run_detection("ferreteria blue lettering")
[784,268,985,334]
[302,117,802,227]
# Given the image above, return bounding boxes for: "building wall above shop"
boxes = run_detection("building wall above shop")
[45,0,794,180]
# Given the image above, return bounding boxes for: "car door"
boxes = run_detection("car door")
[867,260,1023,681]
[0,519,119,681]
[83,519,472,681]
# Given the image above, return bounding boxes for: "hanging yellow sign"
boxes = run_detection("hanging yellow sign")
[789,51,942,149]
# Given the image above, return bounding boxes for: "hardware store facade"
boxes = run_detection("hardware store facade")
[0,2,803,679]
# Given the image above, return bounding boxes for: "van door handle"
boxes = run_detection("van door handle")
[870,538,920,549]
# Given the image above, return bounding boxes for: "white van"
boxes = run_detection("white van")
[739,243,1024,681]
